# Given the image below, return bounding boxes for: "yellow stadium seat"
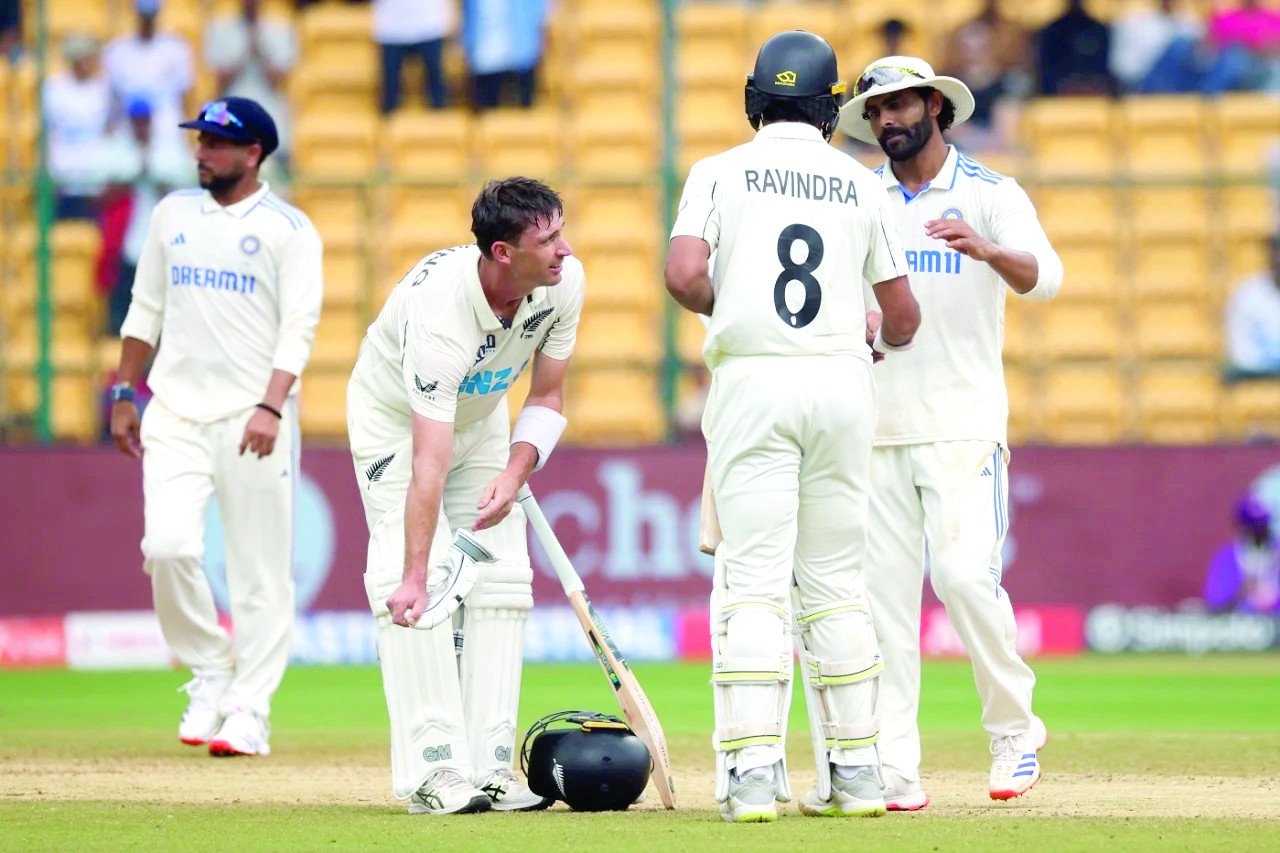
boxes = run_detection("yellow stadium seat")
[678,310,707,364]
[298,372,349,439]
[566,107,659,179]
[299,2,375,65]
[476,108,563,179]
[387,185,473,234]
[1127,186,1210,240]
[1053,239,1121,304]
[1023,97,1116,178]
[1222,378,1280,441]
[1210,92,1280,176]
[1134,367,1221,443]
[316,222,366,310]
[6,223,101,314]
[1221,185,1277,244]
[677,1,750,88]
[1034,186,1120,242]
[1004,365,1042,444]
[572,308,662,367]
[1222,235,1273,288]
[292,111,379,178]
[289,186,366,233]
[1039,303,1123,361]
[1120,96,1209,177]
[47,0,111,41]
[1042,366,1128,444]
[310,302,364,368]
[51,375,99,443]
[504,367,533,426]
[565,368,664,444]
[1129,233,1211,303]
[569,187,662,311]
[1133,301,1218,360]
[386,110,473,178]
[749,2,844,49]
[678,92,752,173]
[290,61,379,119]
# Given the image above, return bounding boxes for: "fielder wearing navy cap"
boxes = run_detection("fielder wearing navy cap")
[180,97,279,160]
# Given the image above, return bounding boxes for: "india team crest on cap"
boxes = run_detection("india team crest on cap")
[241,235,261,255]
[941,207,964,220]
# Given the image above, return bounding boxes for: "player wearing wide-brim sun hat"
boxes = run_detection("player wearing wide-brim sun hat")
[837,56,977,145]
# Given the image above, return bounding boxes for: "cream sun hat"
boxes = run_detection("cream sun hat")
[837,55,976,145]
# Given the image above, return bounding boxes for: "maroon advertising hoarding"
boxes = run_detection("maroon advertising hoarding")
[2,444,1278,617]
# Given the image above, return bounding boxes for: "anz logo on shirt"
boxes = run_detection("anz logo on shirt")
[170,265,256,294]
[460,358,529,398]
[904,249,963,276]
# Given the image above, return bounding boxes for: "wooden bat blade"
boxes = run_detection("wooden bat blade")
[698,464,722,555]
[567,591,677,809]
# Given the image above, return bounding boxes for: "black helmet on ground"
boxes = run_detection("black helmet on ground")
[520,710,651,812]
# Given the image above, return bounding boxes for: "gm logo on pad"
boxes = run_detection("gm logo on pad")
[775,70,797,87]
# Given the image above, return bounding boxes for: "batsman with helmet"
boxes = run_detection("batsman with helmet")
[665,31,920,823]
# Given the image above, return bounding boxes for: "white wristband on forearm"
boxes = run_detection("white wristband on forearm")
[511,406,568,471]
[872,327,914,354]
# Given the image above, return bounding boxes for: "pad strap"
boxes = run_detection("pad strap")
[714,719,783,751]
[803,652,884,686]
[511,405,568,471]
[712,655,791,684]
[794,601,866,624]
[818,720,880,749]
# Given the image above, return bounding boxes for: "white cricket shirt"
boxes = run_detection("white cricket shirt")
[870,145,1063,447]
[120,182,324,422]
[352,244,584,428]
[671,122,908,370]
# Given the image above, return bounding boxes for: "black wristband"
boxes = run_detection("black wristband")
[256,402,283,419]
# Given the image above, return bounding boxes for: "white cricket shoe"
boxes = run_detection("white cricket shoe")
[800,765,887,817]
[989,715,1048,800]
[882,767,929,812]
[208,708,271,757]
[719,767,779,823]
[409,770,493,815]
[477,769,553,812]
[177,670,231,746]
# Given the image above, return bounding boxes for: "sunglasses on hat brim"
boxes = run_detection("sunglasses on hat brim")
[855,66,927,96]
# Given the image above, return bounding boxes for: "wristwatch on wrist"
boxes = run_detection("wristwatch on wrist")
[110,383,136,403]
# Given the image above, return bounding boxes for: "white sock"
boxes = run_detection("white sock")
[737,764,776,782]
[833,764,867,780]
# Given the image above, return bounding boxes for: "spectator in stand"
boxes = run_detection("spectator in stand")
[97,99,192,334]
[941,11,1032,153]
[1225,234,1280,377]
[205,0,297,164]
[0,0,20,61]
[1035,0,1115,95]
[1204,496,1280,615]
[43,34,112,220]
[461,0,549,109]
[1108,0,1202,94]
[103,0,194,143]
[877,18,910,58]
[374,0,453,112]
[944,0,1031,82]
[1206,0,1280,92]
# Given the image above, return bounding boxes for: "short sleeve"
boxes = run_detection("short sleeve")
[862,190,908,286]
[669,159,721,250]
[403,290,472,423]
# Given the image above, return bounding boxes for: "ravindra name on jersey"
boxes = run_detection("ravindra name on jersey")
[671,122,907,370]
[353,244,585,430]
[869,146,1063,448]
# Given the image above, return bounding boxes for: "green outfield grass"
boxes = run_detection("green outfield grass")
[2,655,1278,850]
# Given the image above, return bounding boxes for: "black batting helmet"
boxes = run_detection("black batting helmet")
[745,30,847,139]
[520,711,651,811]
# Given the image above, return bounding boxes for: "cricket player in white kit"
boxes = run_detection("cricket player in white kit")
[110,98,323,756]
[666,32,920,823]
[348,178,583,815]
[837,58,1064,806]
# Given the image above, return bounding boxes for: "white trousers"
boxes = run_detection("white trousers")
[865,440,1036,781]
[140,396,299,719]
[706,355,880,771]
[348,375,531,798]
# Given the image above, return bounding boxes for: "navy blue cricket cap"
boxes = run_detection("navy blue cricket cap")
[179,97,279,159]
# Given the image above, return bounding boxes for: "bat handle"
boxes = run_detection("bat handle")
[517,484,586,595]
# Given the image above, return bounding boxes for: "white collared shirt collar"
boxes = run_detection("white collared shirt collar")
[877,145,962,197]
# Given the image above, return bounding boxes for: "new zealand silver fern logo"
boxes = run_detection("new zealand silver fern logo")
[552,758,567,798]
[364,454,395,488]
[414,375,438,395]
[521,308,554,339]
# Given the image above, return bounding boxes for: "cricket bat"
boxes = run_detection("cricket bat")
[698,465,722,555]
[517,485,677,809]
